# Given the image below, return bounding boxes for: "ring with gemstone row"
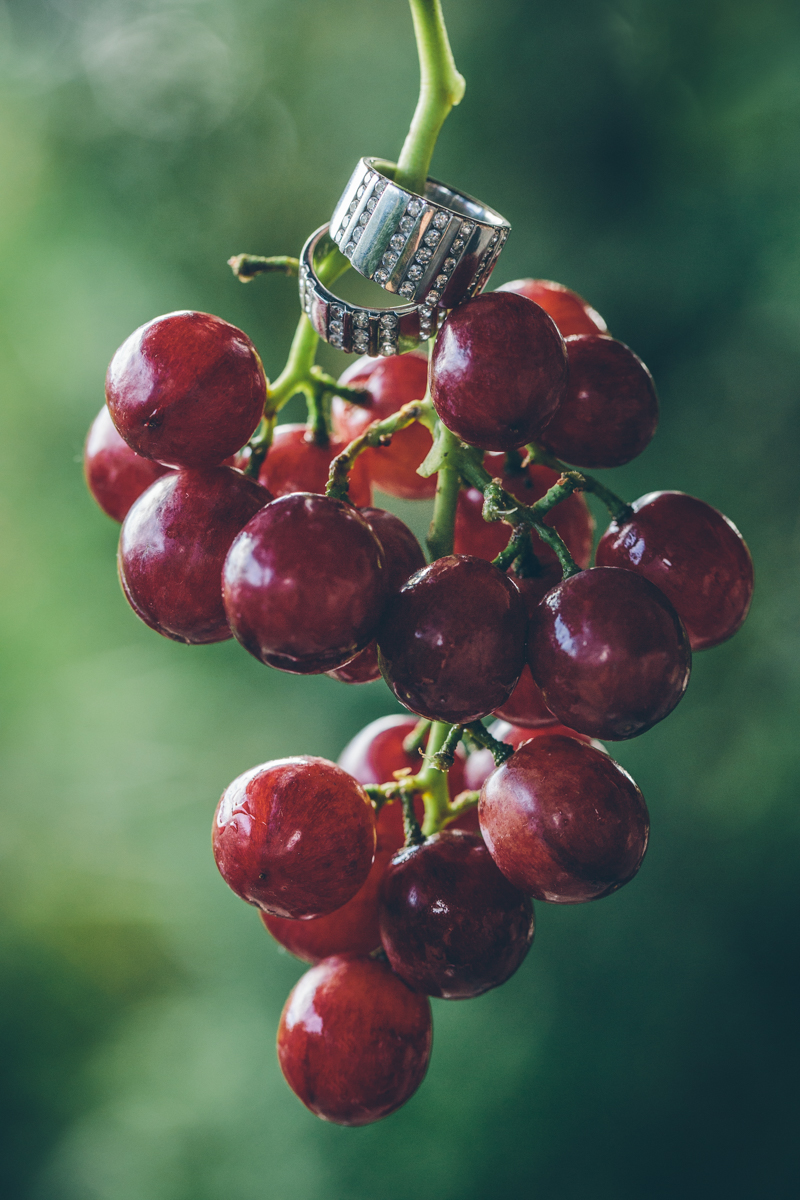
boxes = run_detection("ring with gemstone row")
[299,225,440,356]
[329,157,511,311]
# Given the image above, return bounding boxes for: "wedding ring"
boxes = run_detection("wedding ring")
[329,157,511,310]
[299,225,439,355]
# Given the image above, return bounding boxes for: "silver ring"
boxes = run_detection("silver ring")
[329,157,511,309]
[299,225,441,356]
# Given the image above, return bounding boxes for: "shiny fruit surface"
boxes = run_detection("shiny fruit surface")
[84,405,170,522]
[377,556,528,723]
[258,423,371,506]
[479,734,649,902]
[453,455,594,569]
[380,831,534,999]
[117,466,271,644]
[529,567,691,740]
[596,491,754,651]
[223,493,386,674]
[496,279,607,338]
[539,335,658,468]
[332,353,434,499]
[106,311,266,468]
[212,757,376,919]
[277,954,432,1126]
[327,509,426,685]
[430,292,567,452]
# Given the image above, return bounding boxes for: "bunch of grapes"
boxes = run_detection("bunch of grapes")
[85,270,752,1126]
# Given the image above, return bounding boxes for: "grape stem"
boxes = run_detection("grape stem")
[525,443,633,523]
[325,400,434,502]
[227,254,299,281]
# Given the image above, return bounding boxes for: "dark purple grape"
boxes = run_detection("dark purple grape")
[528,567,691,739]
[596,491,754,651]
[379,830,534,998]
[539,335,658,468]
[222,493,387,674]
[430,292,567,452]
[117,466,271,643]
[377,555,528,723]
[479,734,649,902]
[495,279,608,338]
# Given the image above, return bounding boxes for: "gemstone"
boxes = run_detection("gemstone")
[399,282,415,298]
[344,242,356,257]
[356,185,365,199]
[364,172,375,185]
[426,290,441,304]
[353,311,370,327]
[419,306,433,321]
[416,246,432,263]
[374,179,387,195]
[328,320,344,336]
[353,336,369,352]
[407,263,424,281]
[383,250,399,266]
[406,199,423,217]
[379,312,398,327]
[373,268,390,283]
[379,342,395,356]
[433,211,449,230]
[352,225,364,242]
[398,216,414,235]
[390,234,406,251]
[367,197,378,212]
[461,221,474,235]
[489,232,499,245]
[443,258,456,273]
[419,327,432,340]
[330,305,345,319]
[348,201,358,213]
[424,229,441,247]
[451,239,465,253]
[359,211,370,225]
[435,274,448,290]
[329,337,343,349]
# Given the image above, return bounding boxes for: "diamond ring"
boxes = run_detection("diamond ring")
[299,225,437,356]
[329,157,511,311]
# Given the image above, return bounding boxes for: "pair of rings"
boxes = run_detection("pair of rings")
[300,157,510,357]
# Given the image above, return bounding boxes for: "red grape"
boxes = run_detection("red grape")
[212,757,376,919]
[496,279,607,337]
[595,491,754,651]
[539,335,658,468]
[117,466,271,644]
[106,311,266,468]
[258,423,372,507]
[379,830,534,998]
[260,844,391,963]
[222,493,387,674]
[327,509,426,685]
[332,353,435,499]
[528,566,691,739]
[430,291,567,452]
[377,556,528,723]
[453,455,594,569]
[84,405,171,522]
[277,954,432,1125]
[479,734,649,902]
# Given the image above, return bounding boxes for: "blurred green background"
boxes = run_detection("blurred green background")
[1,1,799,1196]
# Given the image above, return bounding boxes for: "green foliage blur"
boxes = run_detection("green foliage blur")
[1,1,798,1196]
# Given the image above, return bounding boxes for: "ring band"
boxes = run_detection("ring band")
[299,225,439,356]
[329,157,511,310]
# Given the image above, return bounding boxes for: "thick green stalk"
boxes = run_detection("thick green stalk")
[417,721,453,836]
[426,424,462,560]
[395,0,465,194]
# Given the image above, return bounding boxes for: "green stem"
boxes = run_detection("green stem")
[426,424,462,560]
[395,0,466,194]
[462,721,514,766]
[526,443,633,523]
[228,254,299,281]
[418,721,452,836]
[326,401,433,502]
[402,718,432,758]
